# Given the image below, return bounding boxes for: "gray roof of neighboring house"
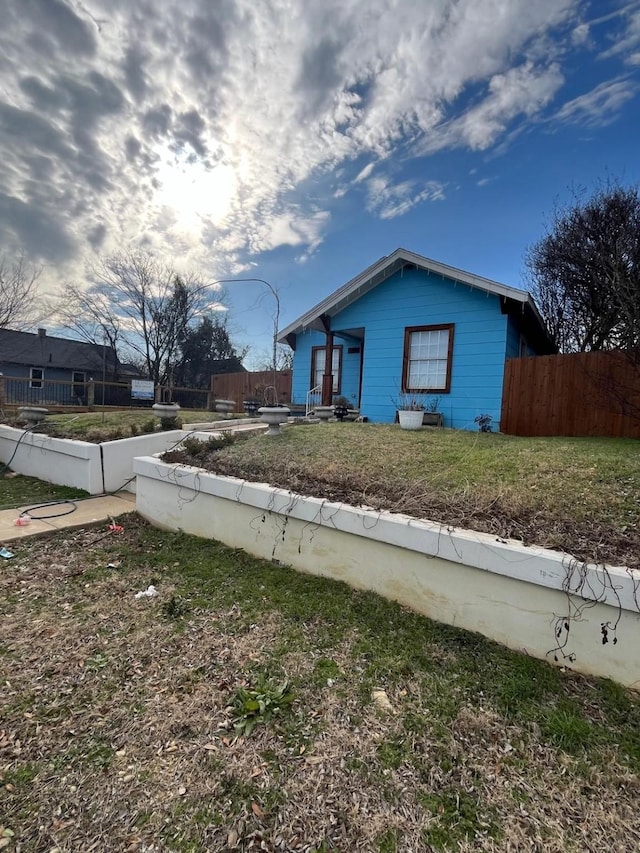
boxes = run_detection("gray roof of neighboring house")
[0,328,117,373]
[277,247,554,352]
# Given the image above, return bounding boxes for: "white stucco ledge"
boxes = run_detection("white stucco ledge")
[133,456,640,687]
[0,424,262,495]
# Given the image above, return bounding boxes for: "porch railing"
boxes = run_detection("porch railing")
[306,384,322,416]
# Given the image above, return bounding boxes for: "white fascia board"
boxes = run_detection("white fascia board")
[277,248,531,342]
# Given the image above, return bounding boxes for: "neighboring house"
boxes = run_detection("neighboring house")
[0,327,118,405]
[277,248,555,430]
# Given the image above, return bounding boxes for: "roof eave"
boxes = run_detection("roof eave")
[277,248,531,342]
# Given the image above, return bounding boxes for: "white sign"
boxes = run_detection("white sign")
[131,379,155,401]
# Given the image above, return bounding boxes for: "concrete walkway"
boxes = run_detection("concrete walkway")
[0,492,136,544]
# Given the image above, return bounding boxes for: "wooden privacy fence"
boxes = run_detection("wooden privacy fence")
[501,350,640,438]
[210,370,292,406]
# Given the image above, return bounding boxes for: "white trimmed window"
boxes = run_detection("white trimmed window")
[29,367,44,389]
[403,324,454,393]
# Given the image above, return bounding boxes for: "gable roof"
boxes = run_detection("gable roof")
[277,247,554,352]
[0,328,117,373]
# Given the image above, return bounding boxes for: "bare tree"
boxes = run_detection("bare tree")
[525,180,640,353]
[57,282,123,351]
[63,251,227,384]
[0,253,43,329]
[247,343,293,372]
[526,179,640,424]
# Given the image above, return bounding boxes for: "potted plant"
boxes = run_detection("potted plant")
[332,395,351,422]
[474,413,493,432]
[152,401,181,430]
[258,404,290,435]
[243,397,261,416]
[422,396,443,428]
[214,399,236,416]
[394,394,425,430]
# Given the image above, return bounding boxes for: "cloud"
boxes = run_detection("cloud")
[417,62,564,154]
[599,7,640,63]
[0,0,631,291]
[366,176,445,220]
[354,162,375,183]
[553,78,637,127]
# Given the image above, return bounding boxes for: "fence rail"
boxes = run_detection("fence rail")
[0,376,212,411]
[501,350,640,438]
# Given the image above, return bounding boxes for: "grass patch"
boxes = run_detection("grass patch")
[0,472,88,510]
[43,408,224,441]
[421,790,502,850]
[1,520,639,852]
[168,423,640,568]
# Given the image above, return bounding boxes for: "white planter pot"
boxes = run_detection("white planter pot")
[314,406,334,424]
[215,399,236,415]
[258,406,290,435]
[18,406,49,427]
[152,402,180,420]
[398,409,424,430]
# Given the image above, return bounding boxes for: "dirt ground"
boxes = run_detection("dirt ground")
[1,520,639,852]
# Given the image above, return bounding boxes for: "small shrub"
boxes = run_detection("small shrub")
[161,594,190,620]
[129,423,139,436]
[160,416,182,431]
[232,676,294,736]
[392,393,425,411]
[332,395,351,408]
[140,418,157,434]
[474,413,493,432]
[181,432,236,458]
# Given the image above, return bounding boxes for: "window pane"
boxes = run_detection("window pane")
[406,327,450,390]
[312,348,340,391]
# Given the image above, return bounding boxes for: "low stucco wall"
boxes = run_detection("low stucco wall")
[0,426,218,495]
[134,456,640,688]
[101,430,216,493]
[0,425,103,493]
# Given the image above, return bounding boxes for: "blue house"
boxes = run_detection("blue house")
[277,248,554,430]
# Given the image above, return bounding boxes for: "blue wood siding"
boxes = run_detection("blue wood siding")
[0,364,78,382]
[291,332,361,405]
[291,267,513,430]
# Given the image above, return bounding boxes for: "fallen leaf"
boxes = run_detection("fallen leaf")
[372,689,395,714]
[251,802,264,817]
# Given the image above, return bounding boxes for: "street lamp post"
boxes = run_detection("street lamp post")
[209,278,281,400]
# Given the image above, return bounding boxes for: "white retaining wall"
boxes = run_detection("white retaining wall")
[0,425,217,495]
[134,456,640,688]
[0,425,103,493]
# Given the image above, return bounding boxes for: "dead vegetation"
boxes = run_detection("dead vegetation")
[1,520,639,852]
[163,424,640,570]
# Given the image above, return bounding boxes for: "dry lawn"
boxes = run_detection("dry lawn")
[166,423,640,570]
[1,519,639,852]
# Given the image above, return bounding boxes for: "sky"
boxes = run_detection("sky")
[1,0,640,365]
